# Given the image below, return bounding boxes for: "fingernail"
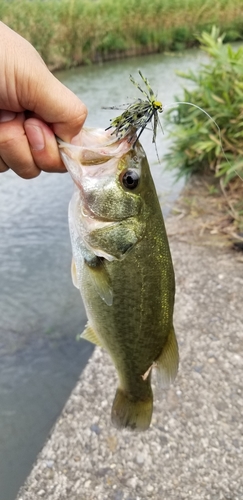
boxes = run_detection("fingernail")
[0,110,17,122]
[25,124,45,151]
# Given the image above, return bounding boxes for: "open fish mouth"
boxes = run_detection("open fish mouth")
[57,129,133,186]
[56,127,137,161]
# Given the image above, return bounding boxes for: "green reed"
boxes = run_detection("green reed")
[1,0,243,69]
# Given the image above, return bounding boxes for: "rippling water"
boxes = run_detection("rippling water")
[0,49,205,500]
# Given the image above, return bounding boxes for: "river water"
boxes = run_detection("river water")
[0,49,205,500]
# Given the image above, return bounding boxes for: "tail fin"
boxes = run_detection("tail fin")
[111,388,153,431]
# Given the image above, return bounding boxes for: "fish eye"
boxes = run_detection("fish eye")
[121,169,140,190]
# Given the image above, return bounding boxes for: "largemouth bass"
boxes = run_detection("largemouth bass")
[58,128,178,431]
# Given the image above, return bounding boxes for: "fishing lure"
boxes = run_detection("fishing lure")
[106,71,242,183]
[106,70,163,146]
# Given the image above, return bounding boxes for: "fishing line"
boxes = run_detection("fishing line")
[163,101,243,183]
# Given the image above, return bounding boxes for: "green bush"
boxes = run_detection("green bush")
[165,27,243,185]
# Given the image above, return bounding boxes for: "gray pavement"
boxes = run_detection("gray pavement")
[17,214,243,500]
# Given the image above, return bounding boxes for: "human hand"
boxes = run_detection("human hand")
[0,22,87,178]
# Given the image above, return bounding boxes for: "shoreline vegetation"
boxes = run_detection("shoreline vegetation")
[165,28,243,245]
[1,0,243,70]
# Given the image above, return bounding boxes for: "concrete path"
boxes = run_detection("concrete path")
[17,215,243,500]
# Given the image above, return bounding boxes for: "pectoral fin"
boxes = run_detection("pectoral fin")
[72,241,113,305]
[156,326,179,388]
[81,323,103,347]
[85,258,113,306]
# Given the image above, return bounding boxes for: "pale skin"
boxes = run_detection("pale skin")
[0,22,87,178]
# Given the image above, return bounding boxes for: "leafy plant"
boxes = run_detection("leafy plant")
[165,28,243,242]
[165,26,243,185]
[166,27,243,184]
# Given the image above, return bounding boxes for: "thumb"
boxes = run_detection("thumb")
[26,71,88,142]
[1,22,87,141]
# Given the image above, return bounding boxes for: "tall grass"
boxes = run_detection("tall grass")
[1,0,243,69]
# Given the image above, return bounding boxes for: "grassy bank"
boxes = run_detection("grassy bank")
[1,0,243,69]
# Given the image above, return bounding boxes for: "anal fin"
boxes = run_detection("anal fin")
[156,326,179,388]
